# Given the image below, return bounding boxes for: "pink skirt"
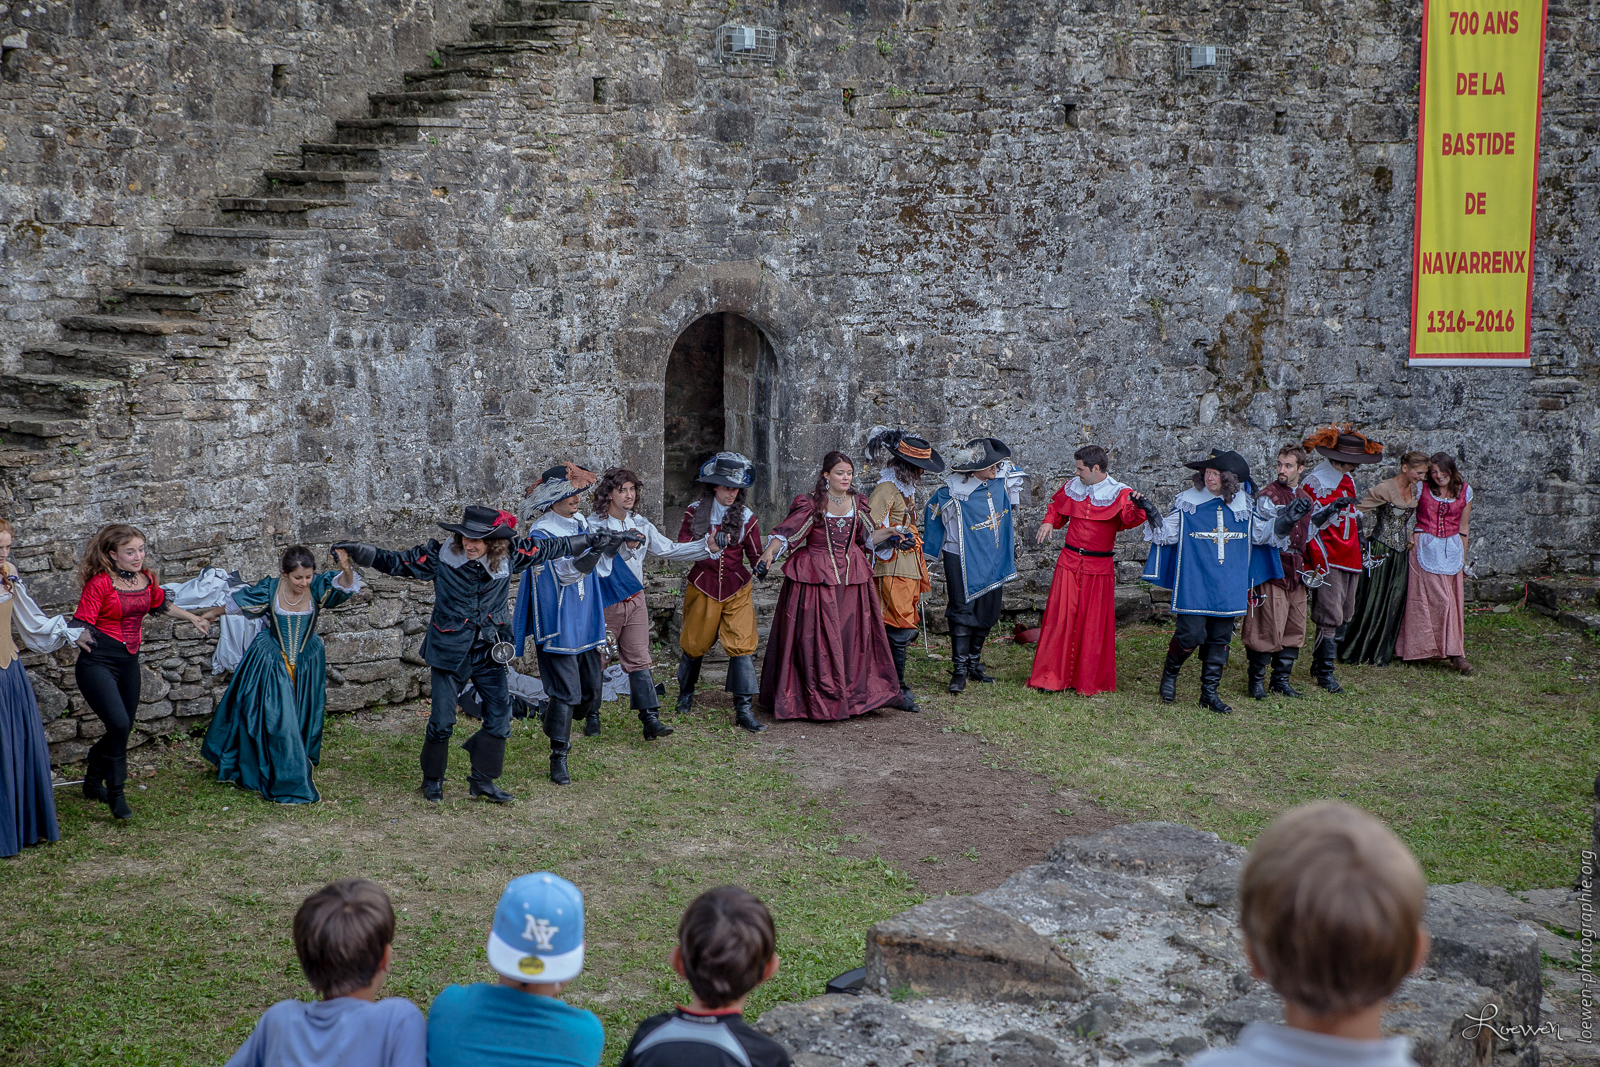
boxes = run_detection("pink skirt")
[1394,553,1464,660]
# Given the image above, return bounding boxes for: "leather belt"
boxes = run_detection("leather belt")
[1063,544,1114,558]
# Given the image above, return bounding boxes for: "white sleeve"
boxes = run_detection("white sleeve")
[643,518,713,563]
[332,571,363,594]
[1251,498,1291,549]
[1143,505,1183,546]
[5,581,84,653]
[552,557,584,585]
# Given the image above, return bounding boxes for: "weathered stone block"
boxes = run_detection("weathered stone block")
[31,675,69,720]
[322,630,403,666]
[1186,859,1243,910]
[325,678,404,712]
[135,699,173,722]
[1423,888,1542,1035]
[1045,822,1247,875]
[139,664,171,703]
[864,897,1087,1004]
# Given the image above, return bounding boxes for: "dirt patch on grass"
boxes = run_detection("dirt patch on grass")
[752,695,1118,896]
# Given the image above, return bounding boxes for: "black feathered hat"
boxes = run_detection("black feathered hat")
[865,426,946,473]
[695,452,756,488]
[949,437,1011,474]
[439,505,520,540]
[1184,448,1253,485]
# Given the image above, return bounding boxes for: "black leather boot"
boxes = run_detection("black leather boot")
[1197,643,1233,715]
[632,669,673,739]
[462,730,514,803]
[675,653,701,714]
[733,695,767,733]
[106,755,134,820]
[885,627,919,712]
[1311,632,1344,693]
[582,702,602,736]
[948,628,971,693]
[1160,636,1194,703]
[1246,649,1271,700]
[420,737,449,802]
[81,746,109,803]
[544,700,574,785]
[967,628,996,683]
[1269,647,1304,697]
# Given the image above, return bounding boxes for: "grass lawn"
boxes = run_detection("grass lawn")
[0,607,1590,1064]
[917,607,1596,889]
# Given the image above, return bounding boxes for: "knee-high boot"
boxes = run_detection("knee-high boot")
[725,655,766,732]
[948,626,971,694]
[420,737,449,802]
[675,653,702,714]
[1160,637,1195,704]
[462,730,514,803]
[1311,631,1344,693]
[1245,648,1271,700]
[544,701,574,785]
[967,628,996,682]
[82,745,109,803]
[1198,643,1234,715]
[1269,647,1304,697]
[632,669,673,739]
[885,627,919,712]
[105,755,134,820]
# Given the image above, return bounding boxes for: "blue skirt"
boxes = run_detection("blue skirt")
[0,657,60,857]
[200,629,326,804]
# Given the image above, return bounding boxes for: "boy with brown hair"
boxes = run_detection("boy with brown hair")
[1192,802,1430,1067]
[620,886,790,1067]
[225,878,424,1067]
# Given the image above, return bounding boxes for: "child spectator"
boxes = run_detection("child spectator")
[1191,802,1430,1067]
[225,878,424,1067]
[620,886,790,1067]
[427,872,604,1067]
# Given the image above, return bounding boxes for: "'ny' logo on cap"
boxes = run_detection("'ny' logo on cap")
[522,915,559,951]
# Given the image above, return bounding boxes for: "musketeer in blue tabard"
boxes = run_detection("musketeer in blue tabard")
[513,463,633,786]
[924,437,1030,694]
[1141,448,1310,716]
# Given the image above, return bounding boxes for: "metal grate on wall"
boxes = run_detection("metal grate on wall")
[1175,43,1232,80]
[717,23,777,65]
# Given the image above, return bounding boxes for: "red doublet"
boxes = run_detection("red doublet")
[1027,483,1144,694]
[1301,471,1363,573]
[678,502,764,602]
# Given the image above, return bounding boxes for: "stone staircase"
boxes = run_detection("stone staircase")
[0,0,607,479]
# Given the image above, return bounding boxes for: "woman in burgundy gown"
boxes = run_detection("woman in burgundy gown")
[756,452,905,721]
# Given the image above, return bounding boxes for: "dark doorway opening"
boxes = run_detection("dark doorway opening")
[662,313,779,532]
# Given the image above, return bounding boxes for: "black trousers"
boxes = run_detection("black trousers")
[1173,613,1237,650]
[428,646,511,744]
[535,645,603,708]
[942,552,1004,630]
[76,636,140,759]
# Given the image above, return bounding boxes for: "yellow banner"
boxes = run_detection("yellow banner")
[1410,0,1547,367]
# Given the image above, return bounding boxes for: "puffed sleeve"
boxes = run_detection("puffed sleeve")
[227,577,276,618]
[643,517,713,563]
[147,579,169,614]
[6,579,84,653]
[72,572,108,629]
[766,495,815,554]
[1143,499,1184,546]
[314,569,363,609]
[1250,496,1292,549]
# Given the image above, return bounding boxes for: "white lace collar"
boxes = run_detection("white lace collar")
[877,468,920,498]
[440,538,511,578]
[1063,475,1128,506]
[1175,485,1252,520]
[1303,461,1350,494]
[945,473,988,501]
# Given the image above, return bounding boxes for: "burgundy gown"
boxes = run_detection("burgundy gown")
[758,494,904,721]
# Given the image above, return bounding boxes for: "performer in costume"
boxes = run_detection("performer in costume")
[756,451,904,721]
[1143,449,1310,715]
[1395,453,1474,673]
[924,438,1028,693]
[1240,444,1314,699]
[1027,445,1154,695]
[72,523,214,820]
[864,427,945,712]
[199,545,361,804]
[335,504,631,800]
[674,453,769,733]
[1340,450,1430,666]
[588,467,714,739]
[1297,426,1384,693]
[0,519,80,857]
[514,464,643,783]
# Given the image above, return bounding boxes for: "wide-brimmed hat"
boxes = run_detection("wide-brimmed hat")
[1184,448,1253,484]
[865,426,946,474]
[524,463,598,516]
[1304,424,1385,464]
[439,505,519,540]
[696,451,755,488]
[948,437,1011,474]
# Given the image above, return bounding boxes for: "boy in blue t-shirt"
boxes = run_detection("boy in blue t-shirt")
[427,872,604,1067]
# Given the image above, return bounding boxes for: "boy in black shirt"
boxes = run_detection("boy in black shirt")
[620,887,791,1067]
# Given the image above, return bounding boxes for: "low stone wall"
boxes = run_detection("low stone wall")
[759,823,1579,1067]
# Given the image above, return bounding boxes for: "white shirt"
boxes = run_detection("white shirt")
[0,575,83,653]
[589,510,713,585]
[531,511,589,586]
[1190,1023,1415,1067]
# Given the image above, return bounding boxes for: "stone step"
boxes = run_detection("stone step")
[0,372,123,414]
[471,19,588,40]
[331,117,463,145]
[403,66,512,91]
[21,342,161,379]
[115,283,240,313]
[61,313,207,337]
[59,313,226,353]
[262,169,382,184]
[0,415,89,446]
[171,224,326,245]
[368,89,494,118]
[442,39,555,57]
[139,255,252,276]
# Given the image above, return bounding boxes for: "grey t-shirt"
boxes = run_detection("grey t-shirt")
[225,996,425,1067]
[1191,1024,1416,1067]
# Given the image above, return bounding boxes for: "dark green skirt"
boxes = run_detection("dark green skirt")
[1338,547,1410,665]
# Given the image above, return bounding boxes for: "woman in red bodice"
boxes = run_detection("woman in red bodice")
[756,452,905,721]
[72,524,212,819]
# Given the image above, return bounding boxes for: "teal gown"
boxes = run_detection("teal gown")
[201,571,356,803]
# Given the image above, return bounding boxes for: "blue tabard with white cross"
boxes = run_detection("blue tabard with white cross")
[511,532,607,655]
[923,478,1018,602]
[1142,495,1282,616]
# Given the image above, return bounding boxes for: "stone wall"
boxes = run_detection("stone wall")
[1,0,1596,749]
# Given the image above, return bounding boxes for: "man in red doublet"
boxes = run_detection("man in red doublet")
[1026,446,1154,694]
[1298,426,1384,693]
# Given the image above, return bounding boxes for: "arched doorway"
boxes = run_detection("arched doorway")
[662,313,780,531]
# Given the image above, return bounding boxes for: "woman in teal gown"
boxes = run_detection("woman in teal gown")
[201,546,359,803]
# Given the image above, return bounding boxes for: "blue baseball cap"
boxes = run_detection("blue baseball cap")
[486,873,585,983]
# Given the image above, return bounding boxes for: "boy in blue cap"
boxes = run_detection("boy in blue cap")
[427,873,605,1067]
